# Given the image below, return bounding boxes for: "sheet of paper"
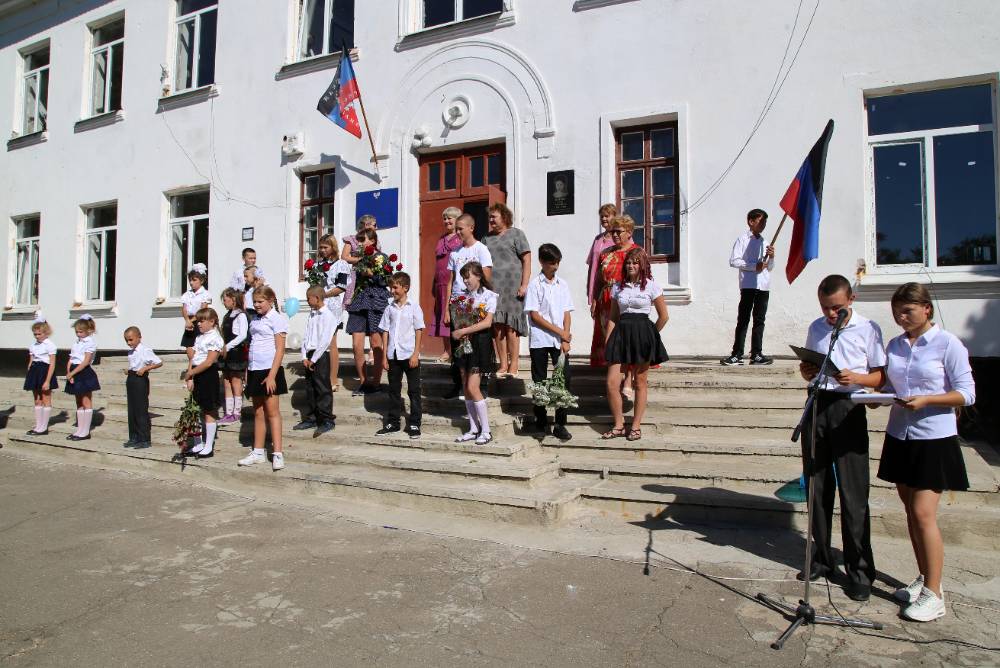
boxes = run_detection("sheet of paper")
[849,392,896,405]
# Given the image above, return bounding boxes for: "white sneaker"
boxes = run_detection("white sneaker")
[893,574,924,603]
[902,587,946,622]
[272,452,285,471]
[238,450,266,467]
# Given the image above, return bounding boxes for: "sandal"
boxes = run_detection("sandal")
[455,431,479,443]
[602,427,627,439]
[626,428,642,441]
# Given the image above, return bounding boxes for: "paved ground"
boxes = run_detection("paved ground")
[1,453,998,667]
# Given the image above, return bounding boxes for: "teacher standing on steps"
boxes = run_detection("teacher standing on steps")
[483,203,531,378]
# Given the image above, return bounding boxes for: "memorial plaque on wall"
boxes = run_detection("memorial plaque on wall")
[546,170,574,216]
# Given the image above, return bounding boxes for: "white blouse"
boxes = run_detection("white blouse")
[29,338,57,364]
[611,279,663,315]
[884,325,976,440]
[248,309,289,371]
[181,286,212,316]
[69,335,97,365]
[324,258,351,321]
[192,329,224,366]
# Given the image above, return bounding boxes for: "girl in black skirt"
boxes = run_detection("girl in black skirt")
[603,248,668,442]
[877,283,976,622]
[25,316,58,435]
[183,307,224,458]
[450,261,498,445]
[218,287,249,424]
[64,315,100,441]
[346,228,390,394]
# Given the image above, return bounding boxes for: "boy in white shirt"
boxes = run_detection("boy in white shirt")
[721,208,775,366]
[231,247,265,291]
[377,272,424,439]
[122,326,163,449]
[523,244,573,441]
[295,285,337,435]
[798,274,886,603]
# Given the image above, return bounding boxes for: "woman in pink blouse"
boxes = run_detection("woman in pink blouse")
[586,204,617,366]
[430,206,463,362]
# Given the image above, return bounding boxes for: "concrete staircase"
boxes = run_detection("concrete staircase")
[2,354,997,547]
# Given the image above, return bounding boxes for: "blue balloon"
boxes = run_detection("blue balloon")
[284,297,300,318]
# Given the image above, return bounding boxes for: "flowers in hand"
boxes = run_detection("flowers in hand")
[304,258,328,287]
[364,246,375,256]
[389,254,398,262]
[304,259,315,270]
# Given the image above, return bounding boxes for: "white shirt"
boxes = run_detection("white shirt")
[192,329,224,366]
[301,308,338,363]
[884,325,976,440]
[729,230,773,290]
[611,279,663,316]
[448,242,493,294]
[523,273,574,349]
[128,342,162,372]
[69,335,97,365]
[224,310,249,349]
[29,338,57,364]
[230,265,265,291]
[248,309,289,371]
[324,258,351,322]
[181,286,211,316]
[457,288,498,316]
[805,311,887,392]
[378,300,425,360]
[244,288,255,311]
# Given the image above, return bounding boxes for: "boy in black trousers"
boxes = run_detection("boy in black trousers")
[722,208,775,366]
[122,326,162,449]
[295,285,337,436]
[523,243,574,441]
[377,272,424,439]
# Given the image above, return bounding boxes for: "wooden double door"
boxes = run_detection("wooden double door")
[418,144,506,355]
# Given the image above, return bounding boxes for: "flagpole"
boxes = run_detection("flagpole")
[768,213,789,247]
[356,92,379,173]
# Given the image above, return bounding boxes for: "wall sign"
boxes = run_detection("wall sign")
[546,170,574,216]
[241,227,254,241]
[356,188,399,230]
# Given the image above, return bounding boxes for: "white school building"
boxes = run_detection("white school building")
[1,0,998,358]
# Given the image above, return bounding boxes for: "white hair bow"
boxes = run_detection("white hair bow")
[79,313,94,321]
[190,262,208,275]
[33,310,46,324]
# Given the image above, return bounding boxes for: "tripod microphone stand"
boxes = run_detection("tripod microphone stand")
[756,309,883,650]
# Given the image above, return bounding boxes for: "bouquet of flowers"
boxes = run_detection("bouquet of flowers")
[303,258,331,287]
[354,248,402,297]
[529,354,579,410]
[172,392,203,450]
[449,293,488,356]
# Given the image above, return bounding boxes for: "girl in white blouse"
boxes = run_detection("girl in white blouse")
[603,248,669,442]
[180,263,212,362]
[24,316,58,436]
[238,286,289,471]
[183,308,225,458]
[877,283,976,623]
[64,315,101,441]
[218,287,249,424]
[450,262,498,445]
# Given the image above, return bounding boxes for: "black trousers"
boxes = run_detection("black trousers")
[387,357,422,426]
[126,371,151,443]
[530,347,570,426]
[801,391,876,588]
[304,351,334,424]
[731,288,769,357]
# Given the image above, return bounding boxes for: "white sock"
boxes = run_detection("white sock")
[33,406,43,431]
[189,421,206,453]
[474,400,490,438]
[200,422,217,455]
[253,447,266,456]
[40,407,52,431]
[73,409,85,436]
[225,397,234,416]
[465,399,480,433]
[79,409,93,437]
[234,396,243,415]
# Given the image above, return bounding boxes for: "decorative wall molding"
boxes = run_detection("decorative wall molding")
[156,84,219,113]
[275,48,360,81]
[74,110,125,134]
[7,130,47,151]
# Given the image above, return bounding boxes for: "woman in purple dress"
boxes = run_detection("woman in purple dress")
[431,207,463,362]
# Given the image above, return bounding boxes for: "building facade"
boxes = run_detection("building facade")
[1,0,998,357]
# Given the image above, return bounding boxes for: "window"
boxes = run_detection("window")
[169,191,210,296]
[297,0,354,59]
[13,216,40,306]
[174,0,217,92]
[868,83,998,269]
[84,204,118,302]
[422,0,503,28]
[20,46,49,135]
[300,170,336,274]
[615,122,679,261]
[89,18,124,116]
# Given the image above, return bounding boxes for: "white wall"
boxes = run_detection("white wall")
[1,0,998,356]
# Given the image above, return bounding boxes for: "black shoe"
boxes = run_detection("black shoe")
[796,564,829,582]
[362,384,381,394]
[406,425,421,440]
[293,420,317,431]
[749,354,774,366]
[376,424,400,436]
[133,441,152,449]
[442,386,461,400]
[123,438,138,448]
[844,582,871,602]
[67,434,91,441]
[720,355,743,366]
[26,429,48,436]
[195,449,214,459]
[552,425,572,441]
[314,421,335,436]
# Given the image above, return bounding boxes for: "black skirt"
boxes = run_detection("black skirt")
[605,313,669,366]
[454,330,496,374]
[24,361,58,391]
[245,367,288,397]
[877,434,969,491]
[64,364,100,395]
[219,345,249,372]
[180,327,197,348]
[192,367,221,412]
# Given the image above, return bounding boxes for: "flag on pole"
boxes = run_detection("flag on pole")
[317,52,362,138]
[780,119,834,283]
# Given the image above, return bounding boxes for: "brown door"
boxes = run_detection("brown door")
[418,145,505,354]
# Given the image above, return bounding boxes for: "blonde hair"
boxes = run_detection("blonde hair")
[318,234,340,261]
[356,214,377,231]
[611,215,635,235]
[891,282,935,320]
[598,203,617,217]
[442,206,462,220]
[306,284,326,300]
[31,321,52,337]
[73,318,97,335]
[252,285,281,312]
[123,326,141,337]
[221,287,244,312]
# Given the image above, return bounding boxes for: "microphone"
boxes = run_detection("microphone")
[834,308,849,330]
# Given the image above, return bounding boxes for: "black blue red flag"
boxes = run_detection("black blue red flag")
[317,52,362,138]
[780,119,834,283]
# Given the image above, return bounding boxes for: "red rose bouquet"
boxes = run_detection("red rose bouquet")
[303,258,330,287]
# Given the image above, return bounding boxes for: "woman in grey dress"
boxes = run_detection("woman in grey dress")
[483,203,531,377]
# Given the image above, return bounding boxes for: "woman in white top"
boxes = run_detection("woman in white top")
[64,315,100,441]
[238,286,289,471]
[603,248,669,442]
[450,262,498,445]
[24,315,58,436]
[318,234,350,392]
[180,263,212,361]
[877,283,975,623]
[183,308,224,458]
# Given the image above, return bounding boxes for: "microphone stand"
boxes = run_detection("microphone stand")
[756,310,882,650]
